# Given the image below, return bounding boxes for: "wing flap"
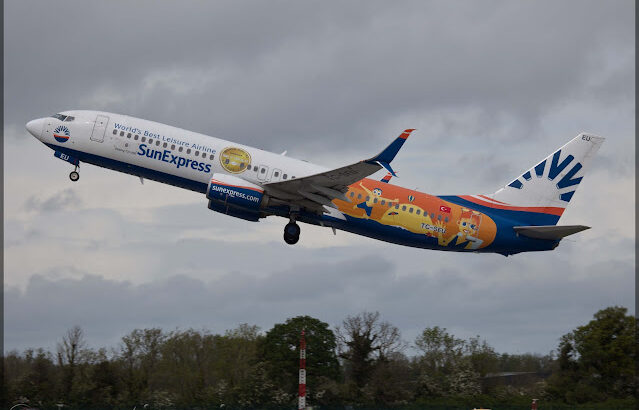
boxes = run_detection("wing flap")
[513,225,590,240]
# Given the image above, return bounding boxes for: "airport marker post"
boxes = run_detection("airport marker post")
[298,330,306,410]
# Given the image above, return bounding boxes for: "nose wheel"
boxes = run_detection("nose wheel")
[284,222,300,245]
[69,166,80,182]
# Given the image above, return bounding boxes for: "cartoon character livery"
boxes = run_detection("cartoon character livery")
[26,111,604,255]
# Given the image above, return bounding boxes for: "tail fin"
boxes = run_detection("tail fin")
[486,133,604,224]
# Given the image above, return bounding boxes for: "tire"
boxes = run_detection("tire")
[285,222,301,237]
[283,222,300,245]
[284,232,299,245]
[69,171,80,181]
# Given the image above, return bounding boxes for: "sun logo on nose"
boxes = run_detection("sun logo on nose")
[53,125,70,143]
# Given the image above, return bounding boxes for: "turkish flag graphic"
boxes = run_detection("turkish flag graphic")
[440,205,451,213]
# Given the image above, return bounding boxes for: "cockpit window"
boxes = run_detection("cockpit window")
[64,116,75,122]
[51,113,67,121]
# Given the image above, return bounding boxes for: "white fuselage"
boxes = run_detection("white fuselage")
[28,110,327,193]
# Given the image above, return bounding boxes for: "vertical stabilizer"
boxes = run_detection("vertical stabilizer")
[488,133,604,222]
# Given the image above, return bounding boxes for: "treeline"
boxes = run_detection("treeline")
[3,307,635,409]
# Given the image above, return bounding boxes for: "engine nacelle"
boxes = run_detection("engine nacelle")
[206,173,265,222]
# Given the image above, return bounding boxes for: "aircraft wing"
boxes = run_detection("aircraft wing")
[263,129,414,214]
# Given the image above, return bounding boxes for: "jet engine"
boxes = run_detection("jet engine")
[206,173,266,222]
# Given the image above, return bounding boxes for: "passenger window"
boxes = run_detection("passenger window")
[163,142,168,148]
[438,215,442,221]
[155,140,160,146]
[261,168,266,174]
[366,196,370,201]
[416,209,421,215]
[127,133,132,138]
[283,174,287,179]
[402,205,407,211]
[202,152,207,158]
[357,194,362,199]
[350,192,354,197]
[209,154,214,160]
[430,212,435,218]
[381,200,385,205]
[171,144,175,150]
[225,159,230,164]
[409,207,413,213]
[120,131,125,137]
[187,149,191,154]
[373,198,378,203]
[142,137,146,142]
[274,171,279,177]
[179,146,183,152]
[195,151,199,156]
[112,129,117,135]
[134,135,139,140]
[240,163,245,169]
[445,216,449,222]
[148,139,153,144]
[395,204,399,209]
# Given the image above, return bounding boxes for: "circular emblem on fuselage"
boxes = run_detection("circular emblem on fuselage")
[219,147,251,173]
[53,125,70,143]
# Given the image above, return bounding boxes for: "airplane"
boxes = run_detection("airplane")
[25,110,604,256]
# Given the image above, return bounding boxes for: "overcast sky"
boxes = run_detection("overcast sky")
[4,0,635,357]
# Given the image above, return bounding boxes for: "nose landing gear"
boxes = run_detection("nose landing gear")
[283,220,301,245]
[69,165,80,182]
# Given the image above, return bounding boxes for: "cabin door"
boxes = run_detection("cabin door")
[90,115,109,142]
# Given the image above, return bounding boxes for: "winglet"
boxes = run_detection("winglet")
[380,172,393,183]
[366,129,415,176]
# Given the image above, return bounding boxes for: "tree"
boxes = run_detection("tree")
[335,311,404,398]
[260,316,340,405]
[465,335,498,377]
[414,327,496,398]
[56,325,87,401]
[415,326,465,375]
[547,306,636,403]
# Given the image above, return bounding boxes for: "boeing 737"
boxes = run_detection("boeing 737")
[26,111,604,255]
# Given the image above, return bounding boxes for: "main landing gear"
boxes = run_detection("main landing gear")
[69,165,80,182]
[283,218,301,245]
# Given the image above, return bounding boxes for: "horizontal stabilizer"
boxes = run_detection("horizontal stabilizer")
[513,225,590,240]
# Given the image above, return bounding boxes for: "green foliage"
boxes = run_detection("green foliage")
[336,311,405,406]
[259,315,340,406]
[414,327,496,399]
[546,306,636,403]
[3,306,635,409]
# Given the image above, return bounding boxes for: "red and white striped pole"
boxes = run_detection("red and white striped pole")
[298,330,306,410]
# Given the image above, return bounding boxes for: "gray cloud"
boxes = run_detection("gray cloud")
[25,188,82,213]
[5,1,633,152]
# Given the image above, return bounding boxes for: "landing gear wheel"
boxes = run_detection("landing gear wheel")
[69,171,80,182]
[283,222,300,245]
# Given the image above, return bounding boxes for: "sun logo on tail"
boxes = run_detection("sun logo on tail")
[507,149,583,203]
[53,125,70,143]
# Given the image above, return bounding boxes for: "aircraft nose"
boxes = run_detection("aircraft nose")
[26,118,43,138]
